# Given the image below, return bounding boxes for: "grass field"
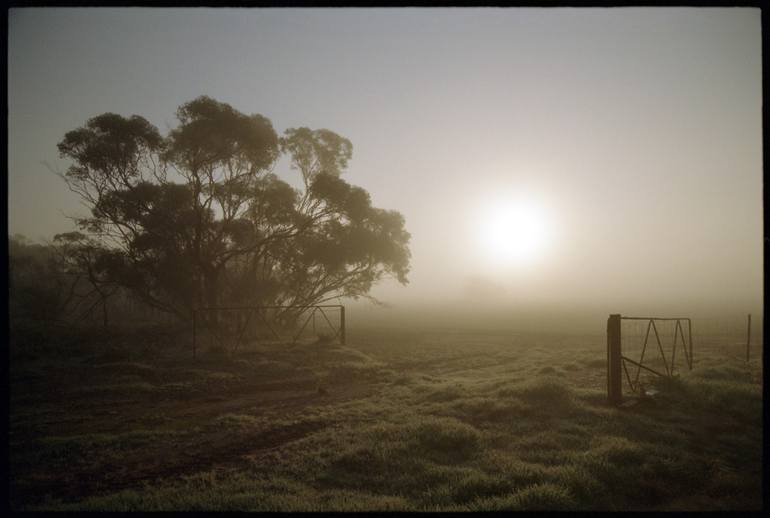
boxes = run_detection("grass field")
[9,323,763,511]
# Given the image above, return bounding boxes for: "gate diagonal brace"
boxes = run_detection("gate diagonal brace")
[622,357,636,393]
[650,320,671,377]
[634,320,653,389]
[293,308,317,344]
[317,307,341,341]
[231,309,255,354]
[608,315,694,403]
[206,312,226,351]
[622,356,668,380]
[256,308,283,342]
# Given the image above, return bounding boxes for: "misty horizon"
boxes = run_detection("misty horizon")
[8,7,763,318]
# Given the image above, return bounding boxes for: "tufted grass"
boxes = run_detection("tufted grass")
[10,326,762,511]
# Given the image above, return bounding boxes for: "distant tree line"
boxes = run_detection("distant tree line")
[9,234,73,325]
[9,234,169,327]
[19,96,410,325]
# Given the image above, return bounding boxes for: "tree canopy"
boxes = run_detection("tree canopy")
[57,96,410,320]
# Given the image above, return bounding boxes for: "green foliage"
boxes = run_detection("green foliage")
[56,96,411,319]
[165,95,279,171]
[56,113,163,182]
[281,127,353,185]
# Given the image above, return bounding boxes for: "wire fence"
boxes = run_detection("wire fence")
[192,305,346,357]
[689,316,763,362]
[615,313,762,399]
[621,315,761,363]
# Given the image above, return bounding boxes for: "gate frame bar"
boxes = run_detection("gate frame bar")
[607,314,693,404]
[192,304,346,358]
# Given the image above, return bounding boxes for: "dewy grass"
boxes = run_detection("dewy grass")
[10,327,762,511]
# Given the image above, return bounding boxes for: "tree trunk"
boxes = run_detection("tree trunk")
[202,270,220,330]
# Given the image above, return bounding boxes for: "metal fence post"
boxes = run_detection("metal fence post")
[607,314,622,404]
[340,305,346,346]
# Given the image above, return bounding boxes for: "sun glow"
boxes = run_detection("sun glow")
[477,200,551,267]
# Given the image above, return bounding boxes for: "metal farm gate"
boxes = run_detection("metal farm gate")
[606,314,693,404]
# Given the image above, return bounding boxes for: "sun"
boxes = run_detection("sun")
[477,200,550,267]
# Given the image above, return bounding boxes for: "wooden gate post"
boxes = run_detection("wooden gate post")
[746,313,751,362]
[607,314,622,404]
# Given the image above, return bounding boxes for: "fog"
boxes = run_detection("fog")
[9,8,763,324]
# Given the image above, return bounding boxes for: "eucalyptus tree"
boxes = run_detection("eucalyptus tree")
[57,96,410,320]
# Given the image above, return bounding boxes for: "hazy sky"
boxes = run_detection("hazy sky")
[8,8,763,316]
